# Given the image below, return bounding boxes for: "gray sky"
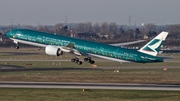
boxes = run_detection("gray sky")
[0,0,180,25]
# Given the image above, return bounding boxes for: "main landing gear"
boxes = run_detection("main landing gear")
[71,57,95,65]
[71,57,82,65]
[84,57,95,64]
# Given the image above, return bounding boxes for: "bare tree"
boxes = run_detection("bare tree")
[100,22,109,35]
[85,22,93,33]
[109,22,117,35]
[37,25,51,33]
[145,23,155,35]
[54,23,70,36]
[75,23,86,33]
[93,22,101,33]
[168,24,180,39]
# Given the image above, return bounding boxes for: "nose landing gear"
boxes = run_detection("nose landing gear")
[16,46,19,49]
[14,41,19,49]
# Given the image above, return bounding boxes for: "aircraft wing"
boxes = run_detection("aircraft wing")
[58,43,82,56]
[109,40,146,46]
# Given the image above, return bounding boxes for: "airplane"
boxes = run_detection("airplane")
[6,29,168,65]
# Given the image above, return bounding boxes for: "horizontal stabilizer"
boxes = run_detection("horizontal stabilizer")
[110,40,146,46]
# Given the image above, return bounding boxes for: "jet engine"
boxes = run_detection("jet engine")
[45,45,63,56]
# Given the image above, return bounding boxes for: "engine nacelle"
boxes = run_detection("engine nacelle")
[45,45,63,56]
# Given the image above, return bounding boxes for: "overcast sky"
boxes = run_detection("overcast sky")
[0,0,180,25]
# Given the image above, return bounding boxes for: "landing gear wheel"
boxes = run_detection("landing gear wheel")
[71,58,75,62]
[84,57,95,64]
[71,57,82,65]
[75,59,79,64]
[77,61,82,65]
[16,46,19,49]
[84,58,88,62]
[89,60,95,64]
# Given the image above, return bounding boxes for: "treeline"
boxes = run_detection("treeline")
[37,22,180,45]
[0,22,180,46]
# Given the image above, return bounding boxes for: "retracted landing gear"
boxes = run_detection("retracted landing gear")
[71,57,82,65]
[84,57,95,64]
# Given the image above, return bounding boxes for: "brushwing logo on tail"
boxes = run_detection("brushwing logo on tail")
[138,31,168,56]
[142,38,163,53]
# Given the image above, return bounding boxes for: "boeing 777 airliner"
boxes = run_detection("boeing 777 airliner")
[6,29,168,65]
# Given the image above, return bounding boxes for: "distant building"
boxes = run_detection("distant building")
[77,33,100,39]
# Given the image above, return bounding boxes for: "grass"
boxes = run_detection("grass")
[0,48,180,100]
[0,61,180,69]
[0,47,179,68]
[0,88,179,101]
[0,47,180,84]
[0,69,180,84]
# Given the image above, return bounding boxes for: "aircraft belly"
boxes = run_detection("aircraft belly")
[87,53,131,63]
[10,38,47,47]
